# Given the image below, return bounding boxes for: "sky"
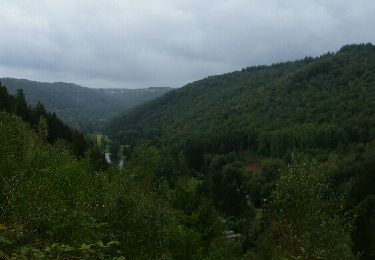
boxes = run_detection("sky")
[0,0,374,89]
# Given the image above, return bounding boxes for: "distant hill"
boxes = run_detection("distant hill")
[107,43,375,156]
[0,78,171,131]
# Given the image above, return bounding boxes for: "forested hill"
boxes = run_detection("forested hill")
[1,78,171,131]
[2,44,375,259]
[0,83,88,156]
[108,43,375,156]
[104,44,375,259]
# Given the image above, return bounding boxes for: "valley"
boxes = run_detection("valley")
[1,77,171,131]
[1,44,375,259]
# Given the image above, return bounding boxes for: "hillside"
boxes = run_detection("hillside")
[0,83,241,260]
[2,44,375,259]
[108,43,375,156]
[104,43,375,259]
[0,82,88,156]
[0,78,171,130]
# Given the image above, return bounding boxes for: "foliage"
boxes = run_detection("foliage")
[0,114,228,259]
[263,159,354,259]
[2,44,375,259]
[108,43,375,159]
[0,83,88,156]
[105,44,375,258]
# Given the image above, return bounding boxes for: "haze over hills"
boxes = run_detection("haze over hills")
[0,77,171,131]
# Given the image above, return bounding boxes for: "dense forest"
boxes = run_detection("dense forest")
[1,78,171,131]
[108,43,375,156]
[0,85,245,259]
[0,83,87,156]
[106,43,375,259]
[1,44,375,259]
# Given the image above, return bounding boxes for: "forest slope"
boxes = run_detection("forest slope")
[1,78,171,130]
[105,44,375,259]
[108,44,375,157]
[2,44,374,259]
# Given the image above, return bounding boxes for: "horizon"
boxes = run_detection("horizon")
[1,42,369,89]
[0,76,176,90]
[1,0,375,88]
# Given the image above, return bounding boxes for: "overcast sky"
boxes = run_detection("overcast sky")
[0,0,374,88]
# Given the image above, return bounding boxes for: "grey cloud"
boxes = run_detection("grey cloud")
[0,0,374,88]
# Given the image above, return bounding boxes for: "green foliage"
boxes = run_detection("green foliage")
[107,143,172,259]
[205,155,250,217]
[1,115,102,242]
[328,141,375,259]
[108,43,375,159]
[3,44,375,259]
[353,195,375,259]
[0,113,231,259]
[168,183,227,259]
[263,159,354,259]
[257,123,346,157]
[242,158,285,208]
[0,239,123,259]
[105,44,375,258]
[0,83,88,156]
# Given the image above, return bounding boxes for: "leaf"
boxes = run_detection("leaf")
[0,234,11,244]
[80,243,91,252]
[20,246,32,255]
[0,250,9,259]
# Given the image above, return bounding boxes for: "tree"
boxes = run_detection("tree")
[263,159,355,259]
[36,116,49,142]
[0,82,11,111]
[11,89,29,121]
